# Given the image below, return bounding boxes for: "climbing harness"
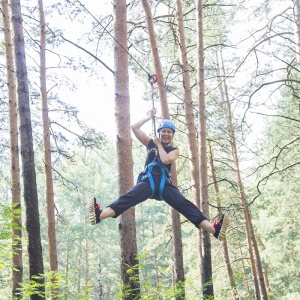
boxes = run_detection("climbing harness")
[137,158,171,200]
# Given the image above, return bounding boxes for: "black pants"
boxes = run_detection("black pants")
[108,174,207,228]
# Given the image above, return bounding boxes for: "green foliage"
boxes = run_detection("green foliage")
[16,271,92,299]
[18,274,46,299]
[0,205,13,272]
[0,203,23,293]
[117,253,186,299]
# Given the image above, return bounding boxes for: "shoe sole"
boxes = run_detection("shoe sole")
[218,213,230,241]
[88,197,96,225]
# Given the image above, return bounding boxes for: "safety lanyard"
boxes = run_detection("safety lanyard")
[148,73,158,136]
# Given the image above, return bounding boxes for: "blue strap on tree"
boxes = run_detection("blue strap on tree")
[137,158,171,200]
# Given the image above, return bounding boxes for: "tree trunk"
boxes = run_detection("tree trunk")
[249,211,267,300]
[77,257,81,294]
[38,1,58,297]
[10,1,45,299]
[84,200,89,298]
[197,0,213,297]
[65,234,69,300]
[219,51,268,300]
[151,218,161,299]
[175,0,204,287]
[239,242,253,300]
[208,142,239,300]
[141,208,148,284]
[98,261,103,300]
[263,264,272,299]
[256,237,272,299]
[113,1,140,298]
[216,50,259,299]
[141,1,185,296]
[2,0,23,297]
[140,0,168,116]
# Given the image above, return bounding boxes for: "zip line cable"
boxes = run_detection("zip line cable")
[70,0,268,163]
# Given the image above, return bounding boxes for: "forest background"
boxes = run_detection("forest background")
[0,0,300,299]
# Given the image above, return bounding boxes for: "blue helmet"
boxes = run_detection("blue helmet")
[157,119,176,133]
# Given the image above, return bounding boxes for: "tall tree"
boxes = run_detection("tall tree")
[208,141,239,300]
[2,0,23,297]
[140,1,185,295]
[219,50,268,300]
[197,0,214,297]
[213,53,239,300]
[10,0,45,298]
[113,0,140,298]
[175,0,204,286]
[38,0,58,297]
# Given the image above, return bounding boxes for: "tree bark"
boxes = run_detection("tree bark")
[151,218,161,299]
[197,0,214,297]
[10,0,45,298]
[175,0,204,286]
[239,242,253,299]
[113,1,140,298]
[140,0,168,116]
[84,198,89,299]
[65,233,69,300]
[2,0,23,297]
[38,1,58,297]
[263,264,272,299]
[219,50,268,300]
[208,142,239,300]
[98,261,103,300]
[141,1,185,296]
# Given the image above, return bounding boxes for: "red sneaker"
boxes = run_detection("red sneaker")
[88,197,102,225]
[213,213,230,241]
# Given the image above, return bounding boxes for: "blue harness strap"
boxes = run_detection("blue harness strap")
[137,159,171,200]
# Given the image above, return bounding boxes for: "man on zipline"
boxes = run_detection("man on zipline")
[88,108,229,241]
